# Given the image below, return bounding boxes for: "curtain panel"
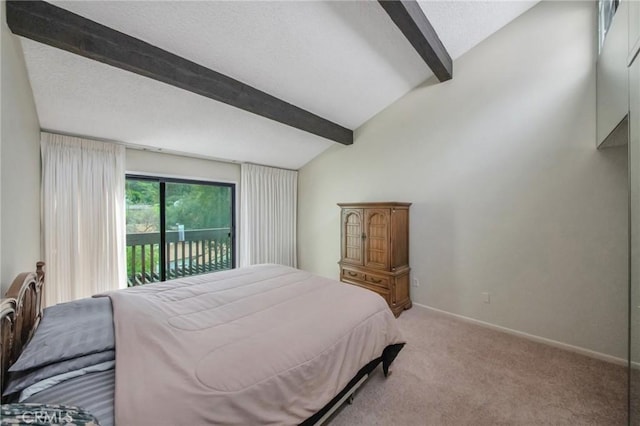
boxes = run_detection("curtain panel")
[41,132,126,306]
[240,163,297,267]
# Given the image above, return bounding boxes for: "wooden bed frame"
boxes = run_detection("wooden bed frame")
[0,262,45,400]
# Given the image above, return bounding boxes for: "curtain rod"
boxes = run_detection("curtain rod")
[41,129,300,172]
[40,128,246,166]
[242,162,297,173]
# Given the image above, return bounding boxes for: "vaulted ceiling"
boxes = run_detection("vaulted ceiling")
[14,1,537,169]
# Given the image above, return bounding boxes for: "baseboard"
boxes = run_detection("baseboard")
[413,303,628,366]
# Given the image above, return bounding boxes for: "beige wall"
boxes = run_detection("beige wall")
[126,149,240,184]
[298,1,629,358]
[1,1,41,293]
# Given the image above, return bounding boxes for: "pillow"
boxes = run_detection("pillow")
[9,297,114,372]
[4,350,115,396]
[19,360,115,402]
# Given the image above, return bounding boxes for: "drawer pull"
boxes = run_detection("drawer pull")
[370,277,383,284]
[348,271,358,277]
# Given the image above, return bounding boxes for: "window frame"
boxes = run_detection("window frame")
[599,0,620,53]
[126,174,237,282]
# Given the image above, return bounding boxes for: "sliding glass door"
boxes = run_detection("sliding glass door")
[125,176,235,286]
[164,181,234,279]
[125,178,161,285]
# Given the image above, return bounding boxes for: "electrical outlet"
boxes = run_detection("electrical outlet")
[411,278,420,288]
[482,292,491,304]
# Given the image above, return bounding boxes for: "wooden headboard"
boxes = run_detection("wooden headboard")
[0,262,45,399]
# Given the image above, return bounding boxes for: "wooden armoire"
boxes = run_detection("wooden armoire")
[338,202,412,317]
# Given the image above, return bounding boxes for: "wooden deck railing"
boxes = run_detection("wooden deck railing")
[126,228,233,286]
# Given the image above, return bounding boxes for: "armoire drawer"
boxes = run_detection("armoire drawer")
[364,274,389,289]
[341,268,365,282]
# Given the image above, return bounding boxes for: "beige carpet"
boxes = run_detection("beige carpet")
[328,306,627,426]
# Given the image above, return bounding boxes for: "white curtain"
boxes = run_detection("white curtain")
[41,132,126,306]
[240,163,297,267]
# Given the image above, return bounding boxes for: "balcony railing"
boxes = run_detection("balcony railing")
[126,228,233,286]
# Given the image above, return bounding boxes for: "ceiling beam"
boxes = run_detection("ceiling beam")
[378,0,452,82]
[6,1,353,145]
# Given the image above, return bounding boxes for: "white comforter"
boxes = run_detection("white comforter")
[106,264,404,425]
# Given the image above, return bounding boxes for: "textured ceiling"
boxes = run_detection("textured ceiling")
[20,1,538,169]
[22,40,335,170]
[418,1,538,60]
[46,0,430,129]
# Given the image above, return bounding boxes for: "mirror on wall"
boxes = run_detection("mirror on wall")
[629,54,639,425]
[628,0,640,424]
[597,1,640,423]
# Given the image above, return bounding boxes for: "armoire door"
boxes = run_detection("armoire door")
[341,209,364,265]
[364,209,390,270]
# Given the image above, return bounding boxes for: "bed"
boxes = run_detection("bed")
[1,263,405,425]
